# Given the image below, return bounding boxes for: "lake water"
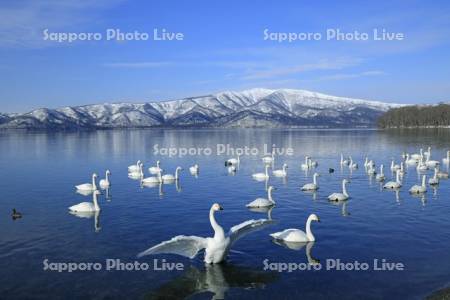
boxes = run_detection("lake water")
[1,129,450,300]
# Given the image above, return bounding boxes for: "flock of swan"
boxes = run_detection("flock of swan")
[66,147,449,264]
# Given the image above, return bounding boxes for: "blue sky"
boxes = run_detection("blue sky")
[0,0,449,112]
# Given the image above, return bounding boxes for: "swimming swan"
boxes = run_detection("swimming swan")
[162,167,182,182]
[425,153,440,168]
[429,168,439,186]
[246,186,275,208]
[409,175,427,194]
[383,170,402,189]
[99,170,111,188]
[262,150,275,164]
[225,155,240,166]
[340,154,349,166]
[443,150,450,165]
[301,173,320,191]
[128,163,143,179]
[189,164,199,175]
[137,203,273,264]
[328,179,350,201]
[69,190,101,212]
[376,164,385,181]
[142,170,163,184]
[270,214,320,242]
[349,157,358,169]
[128,160,141,173]
[300,156,310,170]
[436,167,449,179]
[76,173,98,191]
[273,163,288,177]
[252,165,269,180]
[149,160,162,174]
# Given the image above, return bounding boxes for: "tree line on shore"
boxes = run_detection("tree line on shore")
[377,103,450,128]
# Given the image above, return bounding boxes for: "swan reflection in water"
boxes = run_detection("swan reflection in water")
[410,193,427,206]
[144,263,278,300]
[141,182,165,197]
[271,240,320,265]
[69,211,101,232]
[105,187,112,201]
[329,200,350,217]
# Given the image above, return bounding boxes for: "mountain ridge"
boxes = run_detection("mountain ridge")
[0,88,405,129]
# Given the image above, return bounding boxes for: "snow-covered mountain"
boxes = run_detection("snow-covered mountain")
[0,89,403,129]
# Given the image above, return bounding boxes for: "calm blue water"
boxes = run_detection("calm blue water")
[0,129,450,299]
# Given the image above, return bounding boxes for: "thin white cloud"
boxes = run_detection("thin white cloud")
[103,61,174,68]
[319,70,385,81]
[240,57,363,80]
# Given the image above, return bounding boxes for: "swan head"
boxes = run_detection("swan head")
[309,213,320,222]
[93,173,98,178]
[212,203,223,211]
[283,163,288,168]
[176,167,183,171]
[106,170,111,175]
[314,173,320,177]
[343,179,350,184]
[137,160,141,164]
[268,186,276,192]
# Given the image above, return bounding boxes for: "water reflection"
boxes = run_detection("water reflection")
[144,263,278,300]
[69,211,101,232]
[271,240,319,265]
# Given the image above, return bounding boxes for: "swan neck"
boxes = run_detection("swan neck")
[342,181,348,196]
[313,174,317,185]
[92,175,97,190]
[268,188,274,203]
[306,217,315,241]
[209,209,225,239]
[93,193,100,211]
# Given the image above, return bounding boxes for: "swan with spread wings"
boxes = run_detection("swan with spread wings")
[137,203,273,264]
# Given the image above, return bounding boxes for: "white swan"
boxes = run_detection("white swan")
[340,154,349,166]
[272,163,288,177]
[246,186,275,208]
[397,162,406,176]
[262,149,275,164]
[225,155,240,166]
[425,153,440,168]
[149,160,162,174]
[69,190,101,212]
[301,173,320,191]
[410,149,423,161]
[364,157,375,168]
[349,156,358,169]
[141,170,162,184]
[300,156,310,170]
[417,156,429,171]
[443,150,450,165]
[128,163,143,179]
[252,165,269,180]
[309,157,318,168]
[390,160,400,171]
[328,179,350,201]
[367,165,377,175]
[99,170,111,188]
[383,170,402,189]
[128,160,141,173]
[405,154,418,165]
[409,175,427,194]
[429,168,439,186]
[162,167,182,182]
[436,167,449,178]
[137,203,273,264]
[376,164,385,181]
[189,164,199,175]
[76,173,98,191]
[270,214,320,242]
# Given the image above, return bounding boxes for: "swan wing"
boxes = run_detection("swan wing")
[229,219,274,244]
[137,235,207,259]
